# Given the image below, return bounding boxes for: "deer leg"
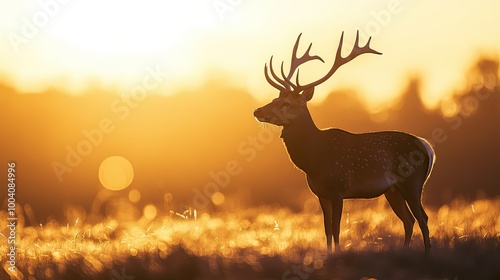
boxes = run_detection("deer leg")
[421,204,429,224]
[330,195,343,252]
[318,197,333,253]
[399,183,431,254]
[384,188,415,248]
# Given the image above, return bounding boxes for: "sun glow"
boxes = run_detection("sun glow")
[1,1,498,106]
[46,1,214,56]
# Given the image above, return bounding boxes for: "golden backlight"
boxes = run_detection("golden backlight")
[1,1,498,108]
[47,1,212,56]
[0,2,499,278]
[98,156,134,191]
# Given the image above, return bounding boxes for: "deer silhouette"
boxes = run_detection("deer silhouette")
[254,31,435,253]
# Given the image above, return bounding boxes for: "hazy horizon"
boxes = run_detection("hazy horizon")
[2,55,499,222]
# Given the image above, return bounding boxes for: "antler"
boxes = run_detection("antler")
[264,31,382,93]
[281,33,325,90]
[264,33,324,92]
[298,31,382,89]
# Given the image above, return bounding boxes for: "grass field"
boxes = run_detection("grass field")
[1,198,499,280]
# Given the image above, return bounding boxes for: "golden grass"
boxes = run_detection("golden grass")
[0,198,498,279]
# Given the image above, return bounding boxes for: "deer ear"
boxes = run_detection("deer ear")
[300,87,315,103]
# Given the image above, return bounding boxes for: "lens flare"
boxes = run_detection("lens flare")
[129,189,141,203]
[98,156,134,191]
[143,204,157,220]
[211,192,225,206]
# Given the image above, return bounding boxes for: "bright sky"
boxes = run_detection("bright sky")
[0,0,499,110]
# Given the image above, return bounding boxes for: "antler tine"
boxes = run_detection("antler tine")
[269,56,291,90]
[264,61,287,92]
[280,61,297,90]
[343,30,382,64]
[295,68,301,88]
[301,30,382,90]
[334,31,345,63]
[280,33,324,89]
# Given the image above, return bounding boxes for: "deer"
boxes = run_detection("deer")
[253,31,435,254]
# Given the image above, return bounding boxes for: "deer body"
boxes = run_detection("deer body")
[254,32,435,253]
[282,122,433,199]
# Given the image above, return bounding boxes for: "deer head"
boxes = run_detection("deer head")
[254,31,382,126]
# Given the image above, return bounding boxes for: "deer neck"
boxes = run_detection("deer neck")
[280,109,321,173]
